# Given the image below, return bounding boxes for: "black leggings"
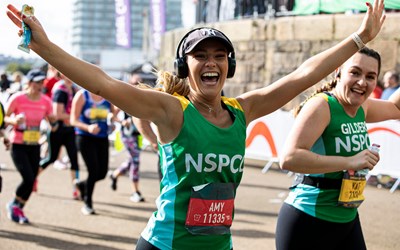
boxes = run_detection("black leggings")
[76,135,109,208]
[40,126,79,171]
[11,143,40,201]
[136,237,160,250]
[276,203,366,250]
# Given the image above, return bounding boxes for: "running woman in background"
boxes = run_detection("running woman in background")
[109,74,158,202]
[4,69,55,224]
[38,73,81,200]
[109,110,145,202]
[71,89,116,215]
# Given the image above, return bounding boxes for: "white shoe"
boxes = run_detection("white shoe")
[81,206,95,215]
[53,160,68,170]
[130,192,145,203]
[61,155,70,164]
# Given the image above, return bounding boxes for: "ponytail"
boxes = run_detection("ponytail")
[293,79,337,117]
[153,70,190,96]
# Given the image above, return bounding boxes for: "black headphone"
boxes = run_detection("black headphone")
[174,27,236,79]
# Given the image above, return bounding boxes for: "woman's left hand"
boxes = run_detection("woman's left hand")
[357,0,386,44]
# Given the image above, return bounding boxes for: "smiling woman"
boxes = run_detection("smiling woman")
[4,68,55,225]
[4,1,387,249]
[276,47,400,250]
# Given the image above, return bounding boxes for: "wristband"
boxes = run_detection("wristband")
[351,33,366,50]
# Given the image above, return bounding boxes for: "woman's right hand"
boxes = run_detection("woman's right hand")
[121,118,132,128]
[348,149,380,172]
[2,137,11,150]
[15,113,26,126]
[6,4,50,53]
[88,124,100,135]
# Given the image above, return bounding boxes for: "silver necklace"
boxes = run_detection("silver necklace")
[191,98,215,113]
[189,96,221,114]
[198,102,213,113]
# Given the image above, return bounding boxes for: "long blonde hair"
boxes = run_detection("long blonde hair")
[155,70,190,96]
[138,70,190,97]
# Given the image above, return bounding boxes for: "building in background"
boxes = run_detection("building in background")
[72,0,116,63]
[71,0,182,78]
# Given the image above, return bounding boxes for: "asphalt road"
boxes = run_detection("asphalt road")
[0,147,399,250]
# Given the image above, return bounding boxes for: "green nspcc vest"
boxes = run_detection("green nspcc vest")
[285,92,370,223]
[142,93,246,250]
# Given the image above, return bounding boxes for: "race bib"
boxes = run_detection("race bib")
[22,130,41,144]
[185,182,236,235]
[90,108,108,120]
[338,173,366,208]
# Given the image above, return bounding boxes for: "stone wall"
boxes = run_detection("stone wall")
[158,13,400,110]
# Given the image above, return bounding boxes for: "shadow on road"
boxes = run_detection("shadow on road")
[0,227,136,250]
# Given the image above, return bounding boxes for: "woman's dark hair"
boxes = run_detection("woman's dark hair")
[293,47,381,117]
[359,47,381,75]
